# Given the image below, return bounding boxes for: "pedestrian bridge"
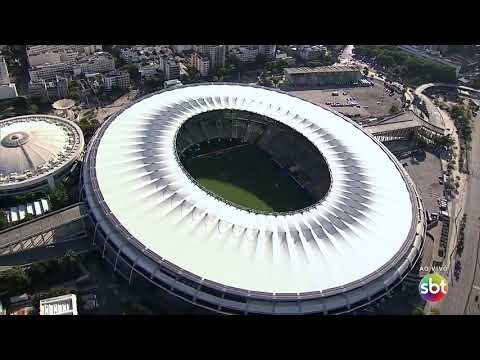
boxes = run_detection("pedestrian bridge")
[0,203,89,256]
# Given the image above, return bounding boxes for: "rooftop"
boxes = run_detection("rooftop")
[39,294,78,315]
[284,65,361,75]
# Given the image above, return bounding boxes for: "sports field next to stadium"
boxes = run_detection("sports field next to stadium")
[183,144,316,213]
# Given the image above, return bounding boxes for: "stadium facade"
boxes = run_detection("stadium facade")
[80,83,426,315]
[0,115,84,197]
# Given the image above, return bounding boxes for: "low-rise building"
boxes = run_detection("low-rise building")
[40,294,78,315]
[29,61,72,82]
[231,46,259,63]
[298,45,327,61]
[284,65,361,87]
[28,74,69,102]
[76,52,115,75]
[164,79,182,89]
[139,63,160,79]
[104,70,130,91]
[275,52,296,66]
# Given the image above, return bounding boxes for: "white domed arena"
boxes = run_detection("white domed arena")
[80,83,426,315]
[0,115,84,197]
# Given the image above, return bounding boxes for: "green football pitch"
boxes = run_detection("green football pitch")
[183,145,315,213]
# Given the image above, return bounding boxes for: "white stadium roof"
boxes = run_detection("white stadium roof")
[82,83,424,313]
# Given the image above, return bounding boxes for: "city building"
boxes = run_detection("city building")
[104,70,130,91]
[275,52,296,66]
[29,61,72,82]
[80,83,425,315]
[0,56,10,84]
[298,45,327,61]
[28,74,69,102]
[164,79,182,89]
[259,45,277,60]
[173,45,193,54]
[284,65,362,87]
[208,45,226,69]
[164,59,181,80]
[0,115,84,197]
[76,52,115,75]
[191,53,210,77]
[231,46,259,63]
[0,83,18,100]
[0,300,5,315]
[40,294,78,315]
[28,79,49,101]
[139,63,160,79]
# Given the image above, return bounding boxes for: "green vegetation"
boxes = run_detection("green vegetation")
[143,75,163,92]
[0,211,8,230]
[48,183,70,210]
[0,251,82,298]
[354,45,457,85]
[184,145,316,213]
[78,115,100,141]
[28,250,81,290]
[389,104,399,114]
[0,267,30,296]
[450,104,472,143]
[0,97,43,120]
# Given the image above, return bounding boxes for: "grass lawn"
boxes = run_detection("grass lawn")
[183,145,315,213]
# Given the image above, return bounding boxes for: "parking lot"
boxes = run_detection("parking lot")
[289,79,404,119]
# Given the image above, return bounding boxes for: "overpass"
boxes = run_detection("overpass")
[0,202,89,257]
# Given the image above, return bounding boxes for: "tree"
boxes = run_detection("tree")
[254,53,267,67]
[48,183,69,210]
[0,267,30,296]
[412,305,425,315]
[122,64,140,82]
[28,104,39,114]
[389,104,399,114]
[0,211,8,230]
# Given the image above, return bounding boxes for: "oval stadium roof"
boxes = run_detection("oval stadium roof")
[82,83,424,312]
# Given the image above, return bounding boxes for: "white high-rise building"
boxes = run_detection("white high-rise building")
[0,56,10,85]
[208,45,226,69]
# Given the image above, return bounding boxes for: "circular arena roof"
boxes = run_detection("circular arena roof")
[0,115,84,193]
[83,83,424,313]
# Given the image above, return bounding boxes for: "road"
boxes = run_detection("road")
[439,114,480,314]
[414,85,446,129]
[95,90,136,124]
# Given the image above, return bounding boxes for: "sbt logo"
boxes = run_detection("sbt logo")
[418,273,448,302]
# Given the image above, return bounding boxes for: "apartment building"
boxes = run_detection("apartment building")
[191,53,210,77]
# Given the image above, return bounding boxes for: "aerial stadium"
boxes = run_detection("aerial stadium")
[0,115,84,197]
[80,83,426,315]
